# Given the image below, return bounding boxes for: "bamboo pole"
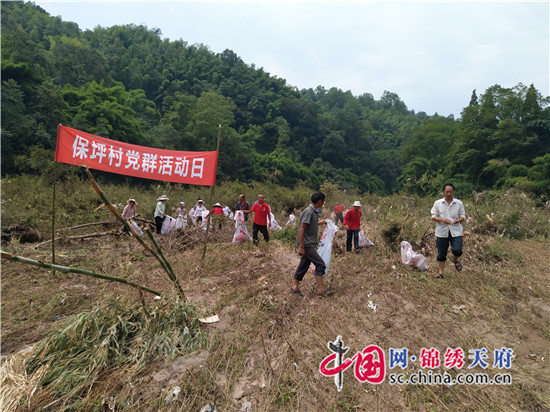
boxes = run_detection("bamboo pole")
[1,251,161,296]
[201,124,222,265]
[52,173,56,274]
[144,229,184,297]
[85,168,185,299]
[145,228,176,277]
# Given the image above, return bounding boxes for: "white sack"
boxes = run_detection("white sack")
[400,241,428,271]
[313,219,339,275]
[232,211,250,243]
[161,215,176,235]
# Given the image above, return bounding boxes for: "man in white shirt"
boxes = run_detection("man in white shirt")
[430,183,466,278]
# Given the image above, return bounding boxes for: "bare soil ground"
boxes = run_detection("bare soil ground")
[1,223,549,411]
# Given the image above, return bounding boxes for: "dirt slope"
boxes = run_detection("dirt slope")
[1,225,549,411]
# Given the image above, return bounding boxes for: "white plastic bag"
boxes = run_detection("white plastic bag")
[286,214,296,227]
[400,241,428,271]
[313,219,339,275]
[358,231,374,247]
[200,210,209,231]
[232,211,251,243]
[189,209,197,225]
[130,221,143,237]
[175,215,187,229]
[269,212,282,231]
[161,215,176,235]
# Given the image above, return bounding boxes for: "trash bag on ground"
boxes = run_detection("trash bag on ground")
[269,213,282,231]
[161,215,176,235]
[313,219,339,275]
[175,215,187,229]
[358,230,374,247]
[232,211,250,243]
[130,221,143,237]
[400,241,428,271]
[285,214,296,227]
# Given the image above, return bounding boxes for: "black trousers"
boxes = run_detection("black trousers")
[436,233,463,261]
[252,223,269,243]
[155,216,165,234]
[294,245,326,280]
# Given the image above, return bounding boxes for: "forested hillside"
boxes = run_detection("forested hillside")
[2,1,549,196]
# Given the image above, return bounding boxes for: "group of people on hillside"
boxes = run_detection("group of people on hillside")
[123,193,273,244]
[121,183,465,297]
[291,183,465,297]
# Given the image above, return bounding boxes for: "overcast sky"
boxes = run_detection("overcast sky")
[32,0,549,118]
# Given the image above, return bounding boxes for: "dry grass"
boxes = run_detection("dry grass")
[2,296,205,411]
[2,182,550,411]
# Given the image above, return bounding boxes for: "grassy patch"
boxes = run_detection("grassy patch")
[19,297,206,410]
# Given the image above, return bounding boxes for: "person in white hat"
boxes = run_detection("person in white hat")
[121,198,137,233]
[344,201,362,252]
[210,202,225,230]
[154,195,169,233]
[122,199,137,221]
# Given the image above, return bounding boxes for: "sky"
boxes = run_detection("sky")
[32,0,549,118]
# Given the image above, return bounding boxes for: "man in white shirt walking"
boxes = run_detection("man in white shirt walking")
[430,183,466,278]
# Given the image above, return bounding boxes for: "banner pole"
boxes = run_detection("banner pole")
[52,174,56,271]
[52,124,60,274]
[201,124,222,265]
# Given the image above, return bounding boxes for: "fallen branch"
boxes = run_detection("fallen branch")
[57,220,118,231]
[34,231,116,248]
[132,217,155,225]
[1,251,161,296]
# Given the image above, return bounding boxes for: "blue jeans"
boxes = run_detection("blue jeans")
[436,234,463,261]
[346,229,359,251]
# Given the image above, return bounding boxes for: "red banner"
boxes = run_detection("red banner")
[54,125,218,186]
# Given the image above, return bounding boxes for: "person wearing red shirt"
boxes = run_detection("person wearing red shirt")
[210,202,225,230]
[334,202,344,225]
[244,194,272,245]
[211,203,224,215]
[344,201,362,252]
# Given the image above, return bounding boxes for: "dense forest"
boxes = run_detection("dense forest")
[2,1,549,196]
